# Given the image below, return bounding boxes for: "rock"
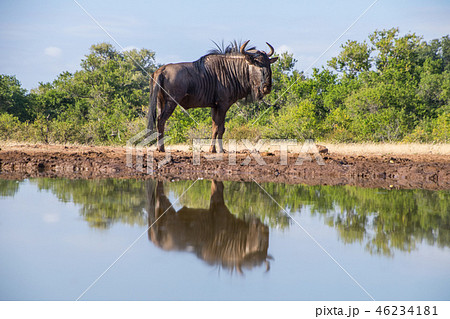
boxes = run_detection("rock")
[316,145,328,154]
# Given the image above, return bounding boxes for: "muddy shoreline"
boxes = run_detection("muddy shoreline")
[0,144,448,190]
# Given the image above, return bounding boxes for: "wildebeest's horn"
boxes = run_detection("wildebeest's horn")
[265,260,271,272]
[240,40,250,54]
[266,42,274,57]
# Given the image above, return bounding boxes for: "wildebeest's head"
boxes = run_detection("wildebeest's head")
[240,40,278,100]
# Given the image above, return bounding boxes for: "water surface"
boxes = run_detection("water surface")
[0,178,449,300]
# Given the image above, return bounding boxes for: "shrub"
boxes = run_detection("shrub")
[0,113,23,140]
[432,110,450,142]
[265,100,322,140]
[186,121,213,141]
[349,107,409,142]
[224,123,262,141]
[30,114,51,143]
[406,106,450,142]
[165,107,210,144]
[49,120,80,144]
[323,107,355,142]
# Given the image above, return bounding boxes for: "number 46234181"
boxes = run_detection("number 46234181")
[376,306,438,316]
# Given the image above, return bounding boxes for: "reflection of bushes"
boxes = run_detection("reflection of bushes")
[1,178,448,256]
[165,180,291,228]
[318,187,450,256]
[0,179,21,197]
[167,181,450,256]
[32,178,148,229]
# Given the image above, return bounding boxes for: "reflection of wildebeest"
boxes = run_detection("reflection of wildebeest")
[147,40,278,153]
[146,180,270,273]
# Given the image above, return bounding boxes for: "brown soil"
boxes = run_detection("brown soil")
[0,143,449,190]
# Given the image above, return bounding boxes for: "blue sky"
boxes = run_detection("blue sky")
[1,0,449,90]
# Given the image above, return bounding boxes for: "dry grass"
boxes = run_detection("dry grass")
[1,140,449,156]
[325,142,450,156]
[157,141,450,156]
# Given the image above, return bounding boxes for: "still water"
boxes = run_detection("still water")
[0,178,449,300]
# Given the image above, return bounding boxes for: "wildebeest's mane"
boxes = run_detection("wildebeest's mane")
[205,40,256,57]
[192,40,258,103]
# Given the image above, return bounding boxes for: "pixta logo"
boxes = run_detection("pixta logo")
[127,130,325,174]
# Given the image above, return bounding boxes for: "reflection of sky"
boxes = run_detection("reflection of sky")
[0,180,449,300]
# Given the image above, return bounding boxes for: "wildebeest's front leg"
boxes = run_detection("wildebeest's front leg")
[157,100,177,152]
[209,105,226,153]
[209,106,227,153]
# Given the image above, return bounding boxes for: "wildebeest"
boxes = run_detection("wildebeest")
[146,180,271,273]
[147,40,278,153]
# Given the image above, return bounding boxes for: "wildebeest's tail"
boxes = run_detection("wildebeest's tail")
[147,72,163,131]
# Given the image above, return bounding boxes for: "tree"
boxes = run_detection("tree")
[27,43,157,143]
[369,28,422,78]
[0,74,31,121]
[77,43,157,121]
[328,40,372,77]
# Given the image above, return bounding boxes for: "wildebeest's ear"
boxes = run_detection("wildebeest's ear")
[269,57,278,64]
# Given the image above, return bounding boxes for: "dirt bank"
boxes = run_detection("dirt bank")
[0,143,449,190]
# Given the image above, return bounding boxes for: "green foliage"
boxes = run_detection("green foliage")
[349,107,409,142]
[405,105,450,142]
[328,40,372,77]
[1,30,449,144]
[0,75,31,121]
[224,122,262,141]
[323,107,354,142]
[165,107,211,143]
[266,100,322,140]
[0,113,23,140]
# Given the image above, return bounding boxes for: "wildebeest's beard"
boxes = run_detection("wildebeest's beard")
[247,58,273,101]
[239,66,272,104]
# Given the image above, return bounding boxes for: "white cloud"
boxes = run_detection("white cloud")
[158,54,183,64]
[44,46,62,58]
[43,213,60,223]
[121,45,139,52]
[276,44,293,54]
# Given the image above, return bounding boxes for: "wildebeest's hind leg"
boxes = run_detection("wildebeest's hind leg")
[209,107,226,153]
[157,99,177,152]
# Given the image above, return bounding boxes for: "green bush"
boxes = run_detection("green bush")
[165,107,211,144]
[406,106,449,142]
[187,121,213,141]
[49,120,79,144]
[0,113,23,140]
[432,110,450,142]
[266,100,322,140]
[323,107,355,142]
[224,122,262,141]
[29,114,52,143]
[349,107,409,142]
